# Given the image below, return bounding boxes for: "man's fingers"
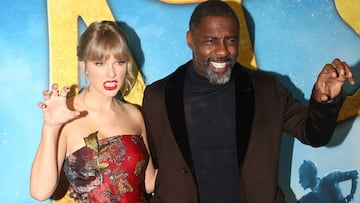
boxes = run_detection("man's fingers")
[342,61,355,85]
[328,59,355,85]
[331,59,346,77]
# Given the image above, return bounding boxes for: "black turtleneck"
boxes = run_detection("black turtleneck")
[183,66,241,203]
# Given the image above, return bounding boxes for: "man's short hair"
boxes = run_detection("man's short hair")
[189,0,240,32]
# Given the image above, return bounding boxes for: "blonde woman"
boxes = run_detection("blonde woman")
[30,21,156,203]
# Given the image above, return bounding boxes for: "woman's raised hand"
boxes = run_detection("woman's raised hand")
[38,83,80,126]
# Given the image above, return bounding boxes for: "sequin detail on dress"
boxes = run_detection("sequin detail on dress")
[63,132,149,203]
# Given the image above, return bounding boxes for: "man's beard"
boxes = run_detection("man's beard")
[205,56,235,85]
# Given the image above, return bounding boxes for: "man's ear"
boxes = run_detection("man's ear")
[186,31,193,49]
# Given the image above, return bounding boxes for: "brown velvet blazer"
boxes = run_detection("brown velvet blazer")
[142,61,345,203]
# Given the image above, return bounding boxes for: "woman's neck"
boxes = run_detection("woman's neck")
[80,87,118,112]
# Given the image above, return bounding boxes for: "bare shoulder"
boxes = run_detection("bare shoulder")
[121,101,143,119]
[121,102,147,137]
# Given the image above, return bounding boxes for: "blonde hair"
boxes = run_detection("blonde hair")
[77,21,136,96]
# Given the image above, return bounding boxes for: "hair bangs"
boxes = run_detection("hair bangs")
[86,31,130,62]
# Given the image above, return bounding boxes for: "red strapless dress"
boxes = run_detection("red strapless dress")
[63,132,149,203]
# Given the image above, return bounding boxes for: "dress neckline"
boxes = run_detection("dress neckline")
[65,134,141,158]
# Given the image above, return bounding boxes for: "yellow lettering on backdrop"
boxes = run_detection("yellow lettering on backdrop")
[161,0,257,69]
[47,0,145,106]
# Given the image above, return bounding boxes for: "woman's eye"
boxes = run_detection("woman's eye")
[95,62,104,66]
[115,61,126,66]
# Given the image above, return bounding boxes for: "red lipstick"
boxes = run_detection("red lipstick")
[103,80,118,91]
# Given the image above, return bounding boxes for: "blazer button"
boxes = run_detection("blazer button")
[182,168,188,174]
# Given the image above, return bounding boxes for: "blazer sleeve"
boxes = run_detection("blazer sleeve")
[277,76,346,146]
[304,88,346,146]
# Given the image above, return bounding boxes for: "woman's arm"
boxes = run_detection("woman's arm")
[29,84,79,201]
[136,107,158,194]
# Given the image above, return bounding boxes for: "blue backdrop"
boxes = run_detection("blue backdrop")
[0,0,359,202]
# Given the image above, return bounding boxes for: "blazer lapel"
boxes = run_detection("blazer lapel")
[165,63,193,169]
[234,64,254,169]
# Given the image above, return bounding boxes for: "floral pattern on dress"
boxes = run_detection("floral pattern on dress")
[63,132,149,203]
